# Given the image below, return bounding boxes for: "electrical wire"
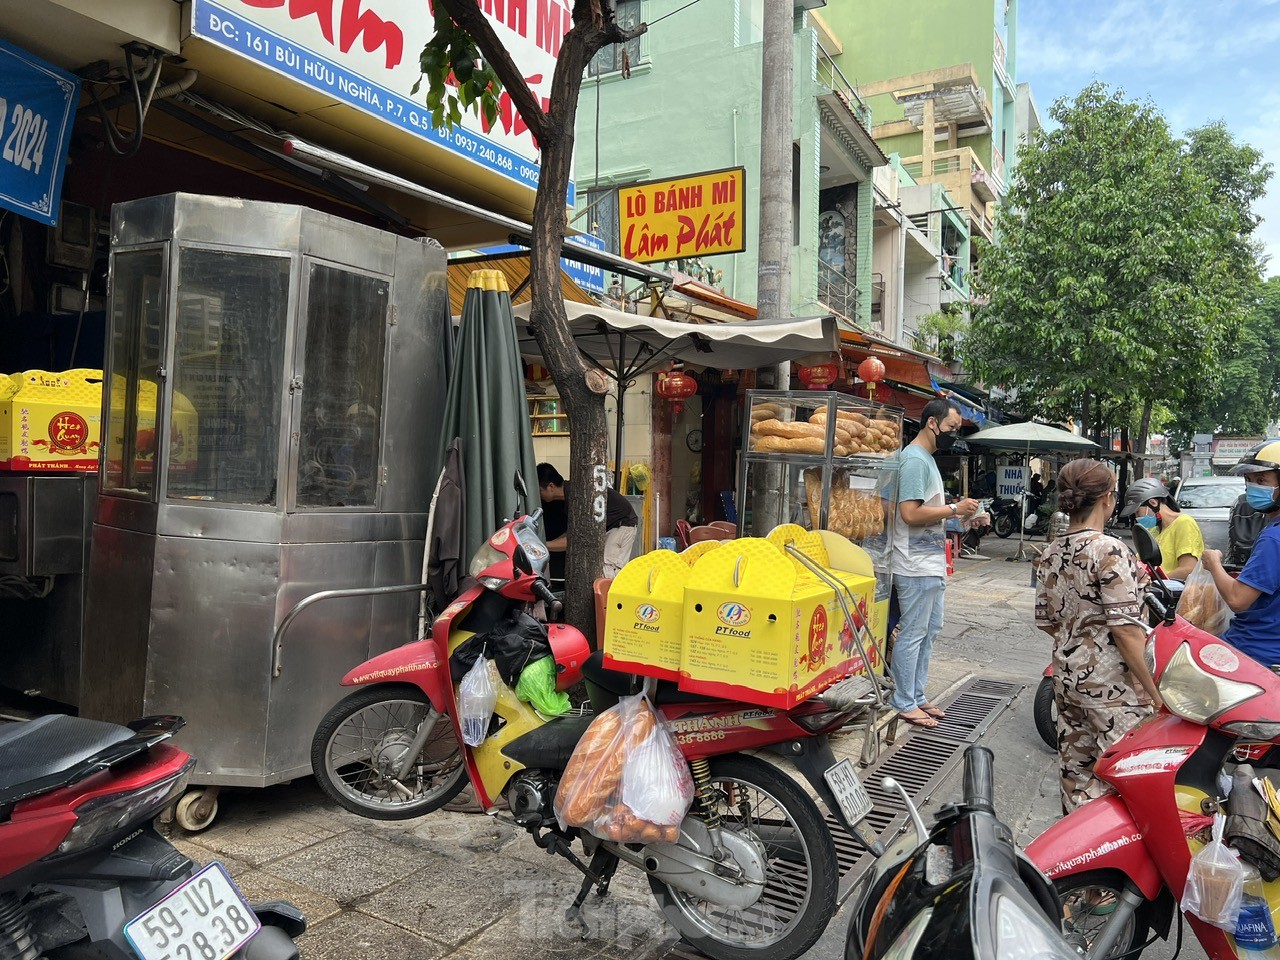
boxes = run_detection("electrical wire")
[649,0,705,27]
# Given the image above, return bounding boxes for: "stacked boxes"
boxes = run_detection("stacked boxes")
[603,530,880,708]
[0,370,104,471]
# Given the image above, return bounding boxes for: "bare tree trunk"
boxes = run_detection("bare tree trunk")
[1136,398,1153,455]
[436,0,645,639]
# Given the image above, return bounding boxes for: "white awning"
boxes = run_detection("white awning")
[512,300,839,375]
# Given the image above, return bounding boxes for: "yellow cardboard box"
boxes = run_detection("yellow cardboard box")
[0,369,103,472]
[603,550,691,681]
[106,377,199,478]
[679,537,877,708]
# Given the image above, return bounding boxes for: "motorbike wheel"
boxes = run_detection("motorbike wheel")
[311,685,467,820]
[1055,871,1148,959]
[1033,676,1058,750]
[647,754,838,960]
[993,513,1015,538]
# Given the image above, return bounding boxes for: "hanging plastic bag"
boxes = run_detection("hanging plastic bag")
[515,656,570,717]
[554,693,654,835]
[1180,560,1235,637]
[618,726,695,830]
[459,656,499,747]
[1181,814,1245,930]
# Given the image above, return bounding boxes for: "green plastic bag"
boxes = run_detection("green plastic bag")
[516,656,571,717]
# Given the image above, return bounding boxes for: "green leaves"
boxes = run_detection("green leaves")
[415,11,506,132]
[963,83,1269,444]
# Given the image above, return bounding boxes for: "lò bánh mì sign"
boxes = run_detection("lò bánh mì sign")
[618,167,746,264]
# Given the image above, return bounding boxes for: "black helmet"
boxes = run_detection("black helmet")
[1119,477,1170,517]
[1232,440,1280,477]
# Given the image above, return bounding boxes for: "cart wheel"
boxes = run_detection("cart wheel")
[175,789,219,832]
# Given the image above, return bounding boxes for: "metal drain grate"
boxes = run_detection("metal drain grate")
[661,677,1023,959]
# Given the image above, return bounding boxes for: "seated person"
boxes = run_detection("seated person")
[1119,477,1204,580]
[537,462,638,578]
[1202,443,1280,665]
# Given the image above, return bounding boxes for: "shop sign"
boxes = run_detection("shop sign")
[618,167,746,264]
[191,0,574,199]
[0,39,79,226]
[470,231,606,295]
[997,466,1027,498]
[1212,435,1262,465]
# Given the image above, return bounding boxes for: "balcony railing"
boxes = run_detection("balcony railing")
[818,259,863,323]
[900,146,1000,238]
[817,41,872,127]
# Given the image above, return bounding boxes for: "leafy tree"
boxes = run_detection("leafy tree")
[963,84,1252,450]
[420,2,645,636]
[911,309,967,361]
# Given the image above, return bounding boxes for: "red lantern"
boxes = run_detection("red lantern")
[656,365,698,416]
[798,362,840,390]
[856,356,886,400]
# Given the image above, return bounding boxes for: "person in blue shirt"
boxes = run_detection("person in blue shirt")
[1202,442,1280,665]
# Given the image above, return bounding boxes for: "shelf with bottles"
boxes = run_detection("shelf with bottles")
[527,394,569,436]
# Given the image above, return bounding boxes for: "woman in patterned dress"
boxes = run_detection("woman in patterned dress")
[1035,459,1163,813]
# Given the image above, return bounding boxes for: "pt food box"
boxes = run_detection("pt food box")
[603,550,691,681]
[0,369,103,471]
[679,537,877,708]
[105,375,200,477]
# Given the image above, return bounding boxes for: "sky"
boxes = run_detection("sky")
[1016,0,1280,276]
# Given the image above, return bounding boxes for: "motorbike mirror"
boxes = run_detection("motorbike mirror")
[514,471,529,507]
[513,544,532,575]
[1131,524,1163,568]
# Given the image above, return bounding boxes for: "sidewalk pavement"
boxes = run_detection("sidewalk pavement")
[163,533,1093,960]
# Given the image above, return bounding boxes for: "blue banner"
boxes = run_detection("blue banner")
[471,233,608,296]
[0,39,78,226]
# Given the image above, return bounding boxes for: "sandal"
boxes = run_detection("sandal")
[896,711,940,729]
[920,703,946,720]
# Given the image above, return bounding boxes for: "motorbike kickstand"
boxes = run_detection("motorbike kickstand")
[563,846,620,938]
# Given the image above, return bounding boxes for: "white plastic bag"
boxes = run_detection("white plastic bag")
[1181,814,1245,930]
[620,726,695,828]
[459,656,498,747]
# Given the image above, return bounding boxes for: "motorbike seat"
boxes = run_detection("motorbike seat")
[0,714,134,793]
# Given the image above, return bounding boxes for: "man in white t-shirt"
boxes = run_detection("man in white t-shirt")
[888,399,978,729]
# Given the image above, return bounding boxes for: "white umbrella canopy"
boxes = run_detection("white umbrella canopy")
[964,421,1101,453]
[511,300,839,373]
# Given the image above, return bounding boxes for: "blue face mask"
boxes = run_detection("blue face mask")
[1136,515,1159,530]
[1246,482,1278,512]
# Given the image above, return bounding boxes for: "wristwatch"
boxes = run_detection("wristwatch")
[949,503,958,516]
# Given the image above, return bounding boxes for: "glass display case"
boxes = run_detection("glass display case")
[735,389,905,637]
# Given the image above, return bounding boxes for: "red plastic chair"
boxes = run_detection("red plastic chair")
[675,519,693,549]
[689,525,735,543]
[709,521,738,535]
[592,578,613,652]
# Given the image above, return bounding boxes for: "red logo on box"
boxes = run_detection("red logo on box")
[48,412,89,452]
[808,606,829,667]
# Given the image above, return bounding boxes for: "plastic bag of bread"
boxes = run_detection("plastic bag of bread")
[555,693,687,842]
[1179,560,1235,637]
[617,724,694,836]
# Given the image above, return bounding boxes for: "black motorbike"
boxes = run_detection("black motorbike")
[845,745,1076,960]
[990,494,1051,539]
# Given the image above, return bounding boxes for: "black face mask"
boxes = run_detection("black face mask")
[933,424,957,452]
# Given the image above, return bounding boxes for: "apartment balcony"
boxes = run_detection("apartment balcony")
[817,42,887,185]
[818,259,863,327]
[901,146,1001,241]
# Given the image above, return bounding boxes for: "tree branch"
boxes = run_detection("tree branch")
[434,0,549,145]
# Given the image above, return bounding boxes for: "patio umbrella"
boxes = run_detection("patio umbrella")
[964,423,1100,561]
[438,270,540,564]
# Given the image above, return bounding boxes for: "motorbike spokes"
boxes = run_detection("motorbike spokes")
[1056,876,1144,960]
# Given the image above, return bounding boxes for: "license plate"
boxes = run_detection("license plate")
[824,757,873,826]
[124,862,260,960]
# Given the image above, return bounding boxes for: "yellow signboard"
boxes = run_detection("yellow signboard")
[619,167,746,264]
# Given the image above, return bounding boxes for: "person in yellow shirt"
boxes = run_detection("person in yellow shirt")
[1119,477,1204,579]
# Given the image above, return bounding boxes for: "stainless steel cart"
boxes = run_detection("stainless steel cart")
[80,194,450,828]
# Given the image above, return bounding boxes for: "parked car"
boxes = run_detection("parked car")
[1173,474,1244,553]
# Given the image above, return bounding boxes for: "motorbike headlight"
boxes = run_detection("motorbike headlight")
[995,894,1077,960]
[880,906,933,960]
[55,758,195,856]
[468,541,507,578]
[1159,642,1263,724]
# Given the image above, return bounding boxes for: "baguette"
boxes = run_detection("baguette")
[558,706,655,826]
[811,408,869,427]
[753,418,852,444]
[752,435,825,454]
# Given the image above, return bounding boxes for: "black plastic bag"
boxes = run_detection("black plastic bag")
[449,609,552,686]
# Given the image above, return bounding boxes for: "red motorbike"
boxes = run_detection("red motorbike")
[1027,532,1271,960]
[0,715,304,959]
[312,474,886,960]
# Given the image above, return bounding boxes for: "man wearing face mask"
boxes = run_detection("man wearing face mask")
[888,398,980,729]
[1118,477,1204,581]
[1203,443,1280,665]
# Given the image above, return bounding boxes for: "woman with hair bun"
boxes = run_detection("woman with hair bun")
[1035,458,1163,813]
